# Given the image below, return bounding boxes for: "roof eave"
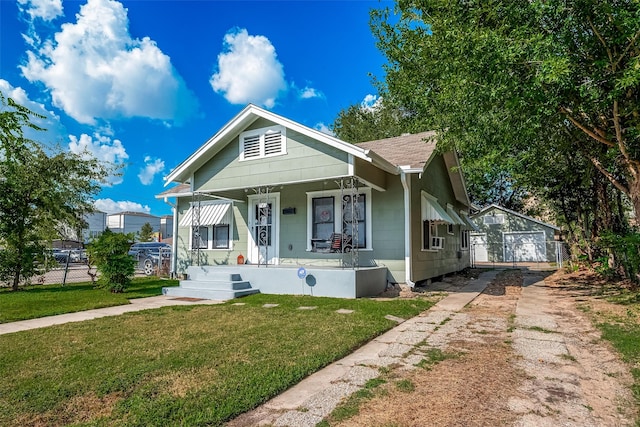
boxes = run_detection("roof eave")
[165,104,373,186]
[476,204,561,231]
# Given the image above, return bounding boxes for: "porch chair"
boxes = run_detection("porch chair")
[329,233,353,253]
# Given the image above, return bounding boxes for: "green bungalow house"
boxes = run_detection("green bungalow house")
[157,104,475,299]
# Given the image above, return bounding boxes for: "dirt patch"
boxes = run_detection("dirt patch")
[328,269,637,427]
[16,392,121,427]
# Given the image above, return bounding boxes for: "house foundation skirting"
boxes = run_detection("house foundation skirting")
[165,265,389,300]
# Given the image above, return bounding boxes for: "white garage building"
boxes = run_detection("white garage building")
[470,205,560,264]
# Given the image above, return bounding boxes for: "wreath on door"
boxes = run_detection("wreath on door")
[320,210,331,222]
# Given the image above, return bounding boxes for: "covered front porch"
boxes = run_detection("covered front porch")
[163,264,390,300]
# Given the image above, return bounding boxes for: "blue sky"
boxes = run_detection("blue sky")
[0,0,391,217]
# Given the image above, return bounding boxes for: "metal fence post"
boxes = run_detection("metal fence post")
[62,253,70,286]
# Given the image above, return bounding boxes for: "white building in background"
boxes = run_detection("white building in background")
[160,215,174,241]
[83,211,107,242]
[107,211,160,237]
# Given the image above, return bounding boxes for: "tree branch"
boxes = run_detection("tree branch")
[562,125,630,196]
[560,107,615,147]
[612,100,640,177]
[613,29,640,70]
[588,17,613,65]
[589,154,630,196]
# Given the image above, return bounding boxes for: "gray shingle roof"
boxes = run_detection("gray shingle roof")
[356,131,437,169]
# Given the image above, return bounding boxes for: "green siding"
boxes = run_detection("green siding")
[354,157,387,190]
[174,179,409,282]
[174,198,250,273]
[409,155,470,282]
[174,119,470,284]
[193,122,349,192]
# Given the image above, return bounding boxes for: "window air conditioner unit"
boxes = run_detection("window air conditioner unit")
[431,236,444,249]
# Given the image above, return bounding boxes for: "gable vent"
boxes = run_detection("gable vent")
[243,134,261,159]
[264,131,283,155]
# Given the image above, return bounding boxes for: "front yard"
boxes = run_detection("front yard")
[0,278,178,323]
[0,292,435,426]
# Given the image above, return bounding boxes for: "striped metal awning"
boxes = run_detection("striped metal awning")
[446,206,465,226]
[179,202,231,226]
[423,198,455,224]
[462,214,480,231]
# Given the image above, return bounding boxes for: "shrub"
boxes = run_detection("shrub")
[597,231,640,288]
[87,229,136,293]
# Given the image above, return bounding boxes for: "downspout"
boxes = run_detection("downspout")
[164,197,179,279]
[400,169,415,287]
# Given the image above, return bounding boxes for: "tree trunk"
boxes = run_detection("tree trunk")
[12,263,21,291]
[631,186,640,229]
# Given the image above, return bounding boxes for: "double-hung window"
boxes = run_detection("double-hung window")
[213,224,230,249]
[422,220,440,250]
[239,125,286,161]
[421,192,451,250]
[193,226,209,249]
[461,229,470,250]
[181,202,233,250]
[307,189,371,251]
[342,194,366,248]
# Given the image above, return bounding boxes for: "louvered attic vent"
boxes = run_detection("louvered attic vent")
[240,126,286,161]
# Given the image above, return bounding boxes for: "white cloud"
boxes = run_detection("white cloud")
[68,132,128,185]
[0,79,66,143]
[17,0,63,21]
[314,122,334,136]
[20,0,198,125]
[210,28,287,108]
[361,94,382,112]
[138,156,165,185]
[299,86,324,100]
[94,198,150,215]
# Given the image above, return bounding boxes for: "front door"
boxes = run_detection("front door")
[247,193,279,265]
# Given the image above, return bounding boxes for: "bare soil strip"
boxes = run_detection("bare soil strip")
[330,270,636,427]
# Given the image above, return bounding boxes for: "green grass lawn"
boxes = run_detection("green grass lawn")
[594,294,640,422]
[0,293,435,426]
[0,278,178,323]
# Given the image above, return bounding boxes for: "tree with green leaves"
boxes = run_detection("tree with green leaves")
[332,99,530,211]
[369,0,640,219]
[138,222,155,242]
[332,97,420,143]
[86,229,135,293]
[0,93,109,290]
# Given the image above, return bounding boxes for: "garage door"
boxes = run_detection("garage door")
[471,234,488,262]
[504,232,546,262]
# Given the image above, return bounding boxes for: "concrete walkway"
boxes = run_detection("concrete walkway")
[1,271,497,426]
[229,270,499,426]
[0,295,223,335]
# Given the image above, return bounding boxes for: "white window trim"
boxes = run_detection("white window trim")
[421,192,444,252]
[239,125,287,161]
[306,188,372,251]
[189,224,233,250]
[461,229,470,250]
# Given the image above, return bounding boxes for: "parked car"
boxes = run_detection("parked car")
[50,249,69,264]
[128,242,171,276]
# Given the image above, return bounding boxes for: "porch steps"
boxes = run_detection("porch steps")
[162,266,260,301]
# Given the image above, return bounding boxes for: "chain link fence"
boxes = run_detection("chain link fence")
[470,240,570,270]
[19,246,172,287]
